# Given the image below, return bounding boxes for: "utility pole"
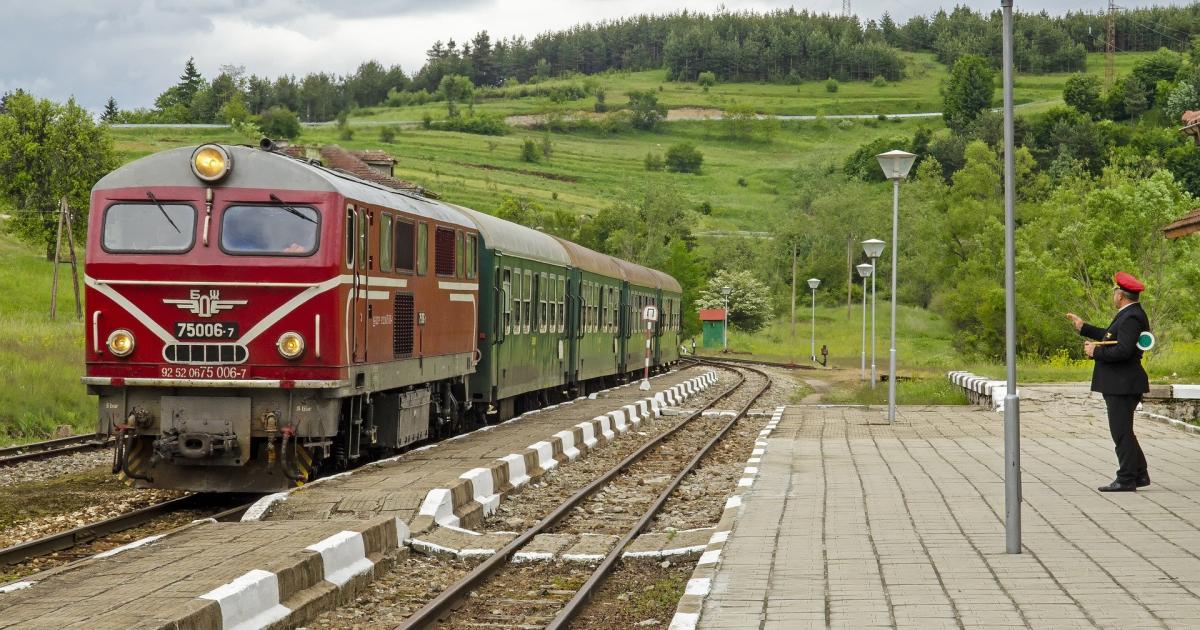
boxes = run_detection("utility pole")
[846,235,853,318]
[843,0,851,18]
[49,197,82,321]
[1106,0,1116,90]
[790,241,797,340]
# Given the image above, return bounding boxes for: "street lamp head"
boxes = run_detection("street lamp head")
[807,278,821,290]
[862,238,885,259]
[856,263,874,278]
[876,149,917,181]
[720,285,732,298]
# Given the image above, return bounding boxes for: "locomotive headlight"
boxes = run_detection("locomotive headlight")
[277,332,305,359]
[107,329,135,357]
[190,144,232,182]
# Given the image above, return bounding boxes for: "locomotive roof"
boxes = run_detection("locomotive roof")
[92,145,475,229]
[450,205,572,267]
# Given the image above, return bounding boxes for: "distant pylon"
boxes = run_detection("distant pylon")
[843,0,851,18]
[1106,0,1116,89]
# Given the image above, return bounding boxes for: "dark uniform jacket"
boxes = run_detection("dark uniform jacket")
[1080,302,1150,395]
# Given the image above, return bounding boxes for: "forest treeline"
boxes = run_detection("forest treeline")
[107,4,1200,124]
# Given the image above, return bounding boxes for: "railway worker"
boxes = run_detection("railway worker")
[1066,271,1151,493]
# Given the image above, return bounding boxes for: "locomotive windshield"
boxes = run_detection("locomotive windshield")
[220,204,320,255]
[102,203,196,253]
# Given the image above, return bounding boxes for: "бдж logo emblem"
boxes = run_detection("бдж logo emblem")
[164,289,247,318]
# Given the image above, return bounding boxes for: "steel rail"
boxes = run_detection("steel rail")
[0,434,113,466]
[545,358,770,629]
[395,364,755,629]
[0,494,258,567]
[693,354,814,371]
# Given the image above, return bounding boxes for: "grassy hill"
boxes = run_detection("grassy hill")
[0,234,92,444]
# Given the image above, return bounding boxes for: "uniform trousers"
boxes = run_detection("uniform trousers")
[1102,393,1148,484]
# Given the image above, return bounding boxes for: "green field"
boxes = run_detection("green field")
[0,235,93,445]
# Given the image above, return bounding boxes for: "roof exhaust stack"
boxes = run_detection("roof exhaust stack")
[259,137,276,152]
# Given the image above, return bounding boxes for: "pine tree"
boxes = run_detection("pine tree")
[101,97,119,123]
[177,57,204,105]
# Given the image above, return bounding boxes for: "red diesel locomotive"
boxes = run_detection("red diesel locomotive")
[84,142,682,492]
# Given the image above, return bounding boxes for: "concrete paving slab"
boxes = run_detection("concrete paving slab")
[681,389,1200,629]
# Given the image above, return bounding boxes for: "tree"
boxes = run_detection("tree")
[626,90,666,130]
[695,269,772,332]
[1124,76,1149,120]
[1063,74,1102,119]
[942,54,994,133]
[644,152,664,171]
[258,106,302,139]
[101,97,119,123]
[697,71,716,91]
[177,57,204,105]
[723,103,757,141]
[665,142,703,174]
[520,138,539,162]
[0,93,117,257]
[217,92,251,125]
[439,74,474,117]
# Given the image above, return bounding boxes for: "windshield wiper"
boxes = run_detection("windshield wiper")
[146,191,181,234]
[269,194,317,224]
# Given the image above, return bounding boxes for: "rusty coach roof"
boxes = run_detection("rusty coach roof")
[451,206,571,266]
[550,237,627,279]
[93,145,472,228]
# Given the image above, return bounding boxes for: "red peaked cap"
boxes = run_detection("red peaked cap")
[1114,271,1145,293]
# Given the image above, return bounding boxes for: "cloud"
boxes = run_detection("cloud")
[0,0,1184,112]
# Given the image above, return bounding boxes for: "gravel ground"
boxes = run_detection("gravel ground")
[0,465,184,551]
[0,449,113,487]
[567,557,698,630]
[0,509,206,583]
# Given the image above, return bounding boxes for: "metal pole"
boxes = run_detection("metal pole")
[1001,0,1022,555]
[640,319,652,390]
[790,242,797,340]
[722,296,729,353]
[887,179,898,424]
[810,287,816,361]
[870,257,877,388]
[861,276,867,381]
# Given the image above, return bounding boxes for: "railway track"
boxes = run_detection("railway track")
[395,359,769,629]
[0,434,113,467]
[0,493,260,571]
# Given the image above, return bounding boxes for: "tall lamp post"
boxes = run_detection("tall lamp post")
[856,263,874,382]
[862,239,885,389]
[876,150,916,424]
[1001,0,1022,555]
[720,285,732,353]
[807,278,821,361]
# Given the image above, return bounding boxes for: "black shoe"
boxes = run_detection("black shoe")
[1136,473,1151,488]
[1098,480,1137,492]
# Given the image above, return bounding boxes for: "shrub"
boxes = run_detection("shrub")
[872,75,888,87]
[665,142,703,174]
[627,90,667,130]
[432,113,509,136]
[521,138,540,163]
[737,176,748,187]
[379,126,397,143]
[422,113,433,129]
[258,106,301,140]
[540,134,553,159]
[825,78,839,93]
[594,88,608,113]
[698,71,716,92]
[644,152,665,171]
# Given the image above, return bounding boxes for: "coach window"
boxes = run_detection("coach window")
[523,270,532,334]
[512,269,522,334]
[435,226,456,276]
[380,214,393,272]
[558,277,565,333]
[395,219,415,272]
[102,202,196,253]
[539,273,548,333]
[502,268,512,335]
[417,223,428,275]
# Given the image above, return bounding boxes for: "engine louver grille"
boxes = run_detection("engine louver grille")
[394,293,414,358]
[164,344,248,364]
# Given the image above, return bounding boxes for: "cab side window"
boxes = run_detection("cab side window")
[395,219,415,272]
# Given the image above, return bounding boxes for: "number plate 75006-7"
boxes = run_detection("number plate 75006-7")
[174,321,239,340]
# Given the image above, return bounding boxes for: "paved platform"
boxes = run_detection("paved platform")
[262,367,714,531]
[690,389,1200,629]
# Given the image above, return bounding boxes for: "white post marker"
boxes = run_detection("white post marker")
[640,304,658,390]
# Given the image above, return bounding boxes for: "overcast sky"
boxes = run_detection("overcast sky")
[0,0,1180,112]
